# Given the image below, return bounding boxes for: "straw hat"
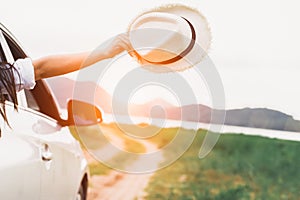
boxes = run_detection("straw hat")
[128,4,211,73]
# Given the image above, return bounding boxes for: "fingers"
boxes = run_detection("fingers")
[116,33,142,61]
[116,33,133,53]
[106,33,142,61]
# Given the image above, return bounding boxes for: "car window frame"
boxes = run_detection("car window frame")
[0,30,30,108]
[0,25,64,124]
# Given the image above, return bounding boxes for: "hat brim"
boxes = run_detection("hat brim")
[128,4,212,73]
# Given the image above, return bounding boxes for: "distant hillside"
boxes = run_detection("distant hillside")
[225,108,300,132]
[46,77,300,132]
[132,104,300,132]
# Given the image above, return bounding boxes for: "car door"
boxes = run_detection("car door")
[0,101,81,200]
[0,29,41,200]
[0,120,41,200]
[0,24,84,200]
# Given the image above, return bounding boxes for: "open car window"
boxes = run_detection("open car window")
[0,25,62,122]
[0,29,40,111]
[3,32,25,61]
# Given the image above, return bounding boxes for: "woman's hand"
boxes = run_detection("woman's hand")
[104,33,147,65]
[83,33,138,67]
[102,33,134,59]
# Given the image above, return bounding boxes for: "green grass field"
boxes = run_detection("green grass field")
[145,129,300,200]
[69,123,300,199]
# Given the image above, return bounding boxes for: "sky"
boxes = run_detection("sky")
[1,0,300,119]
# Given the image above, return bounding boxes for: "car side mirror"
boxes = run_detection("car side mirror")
[66,99,102,126]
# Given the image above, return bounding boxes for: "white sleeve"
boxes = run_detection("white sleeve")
[13,58,36,91]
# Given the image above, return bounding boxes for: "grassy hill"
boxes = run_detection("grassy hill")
[145,129,300,200]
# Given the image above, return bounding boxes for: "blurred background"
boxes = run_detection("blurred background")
[1,0,300,120]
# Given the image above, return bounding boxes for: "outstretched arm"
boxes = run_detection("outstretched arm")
[33,34,133,80]
[33,52,90,80]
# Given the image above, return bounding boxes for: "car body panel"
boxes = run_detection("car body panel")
[0,23,89,200]
[0,133,41,200]
[0,103,88,200]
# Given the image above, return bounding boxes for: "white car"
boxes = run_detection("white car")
[0,23,100,200]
